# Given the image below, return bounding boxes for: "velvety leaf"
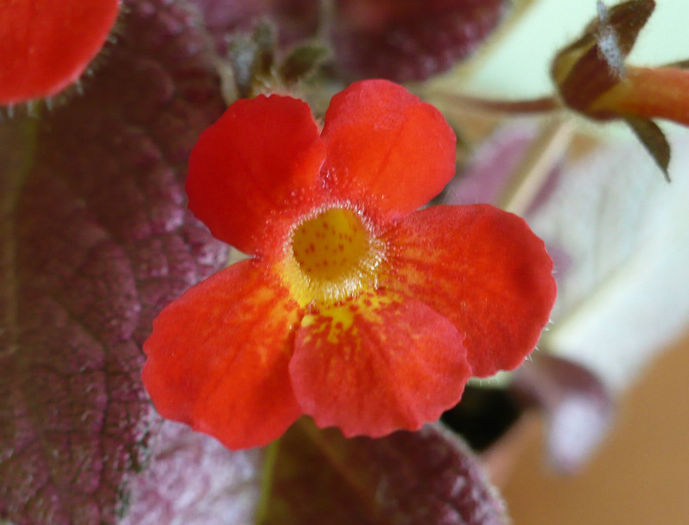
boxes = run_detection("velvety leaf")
[120,421,262,525]
[511,354,613,473]
[191,0,507,83]
[332,0,508,81]
[623,116,670,181]
[0,0,255,522]
[529,129,689,392]
[262,421,507,525]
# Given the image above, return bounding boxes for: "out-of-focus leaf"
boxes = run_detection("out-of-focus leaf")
[227,21,280,99]
[252,21,277,79]
[120,422,262,525]
[261,421,507,525]
[188,0,319,56]
[0,1,264,523]
[192,0,507,83]
[530,129,689,391]
[511,354,613,473]
[332,0,508,81]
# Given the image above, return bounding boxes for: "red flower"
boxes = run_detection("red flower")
[142,80,556,450]
[0,0,120,105]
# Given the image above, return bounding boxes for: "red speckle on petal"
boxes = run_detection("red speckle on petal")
[0,0,121,104]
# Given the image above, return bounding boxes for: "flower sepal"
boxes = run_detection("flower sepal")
[227,20,329,100]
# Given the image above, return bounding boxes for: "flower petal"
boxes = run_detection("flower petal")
[186,94,327,255]
[0,0,120,104]
[142,260,303,449]
[382,204,556,377]
[321,80,456,219]
[290,290,470,437]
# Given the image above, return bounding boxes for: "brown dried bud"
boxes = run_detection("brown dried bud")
[551,0,689,179]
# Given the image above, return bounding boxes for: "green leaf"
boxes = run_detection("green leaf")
[279,42,330,85]
[252,21,278,83]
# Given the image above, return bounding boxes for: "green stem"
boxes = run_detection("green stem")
[0,114,41,360]
[254,438,281,525]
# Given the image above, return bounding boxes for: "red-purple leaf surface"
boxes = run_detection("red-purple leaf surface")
[120,421,262,525]
[191,0,507,82]
[263,421,508,525]
[332,0,508,81]
[0,1,247,523]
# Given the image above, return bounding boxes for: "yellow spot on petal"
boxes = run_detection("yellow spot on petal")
[278,206,386,307]
[301,291,397,347]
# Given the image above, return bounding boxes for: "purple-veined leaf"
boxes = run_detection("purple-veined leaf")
[332,0,509,81]
[191,0,508,83]
[262,420,508,525]
[120,421,262,525]
[0,0,266,523]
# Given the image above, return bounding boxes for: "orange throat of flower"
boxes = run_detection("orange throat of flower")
[280,206,386,307]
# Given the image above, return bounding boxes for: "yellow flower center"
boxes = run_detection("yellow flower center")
[280,207,385,306]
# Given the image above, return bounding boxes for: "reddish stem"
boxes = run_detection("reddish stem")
[431,92,561,114]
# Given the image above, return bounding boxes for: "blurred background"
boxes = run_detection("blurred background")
[435,1,689,522]
[502,332,689,524]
